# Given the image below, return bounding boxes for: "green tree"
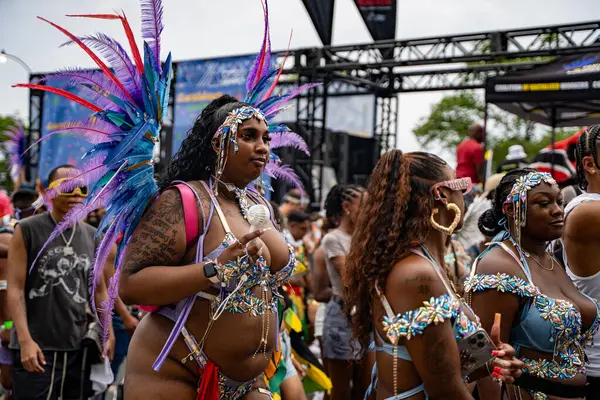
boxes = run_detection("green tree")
[412,91,580,169]
[0,116,19,193]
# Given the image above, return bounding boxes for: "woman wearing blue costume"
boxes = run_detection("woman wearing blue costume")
[14,1,315,399]
[467,168,600,399]
[343,150,523,399]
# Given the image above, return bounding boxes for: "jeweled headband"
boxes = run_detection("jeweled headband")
[213,106,266,193]
[503,171,557,248]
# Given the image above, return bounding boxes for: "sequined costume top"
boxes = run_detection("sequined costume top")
[465,233,600,384]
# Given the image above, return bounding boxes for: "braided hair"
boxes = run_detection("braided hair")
[575,125,600,191]
[159,95,251,191]
[324,184,365,227]
[478,168,539,237]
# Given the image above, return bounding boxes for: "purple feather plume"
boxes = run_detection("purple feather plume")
[2,122,25,181]
[90,216,121,312]
[23,120,117,155]
[265,162,303,190]
[62,34,141,99]
[246,0,271,92]
[43,68,129,111]
[269,130,309,156]
[263,83,320,117]
[140,0,164,72]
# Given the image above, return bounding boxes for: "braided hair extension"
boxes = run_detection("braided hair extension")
[323,184,366,228]
[158,95,252,191]
[478,168,538,237]
[575,125,600,191]
[343,150,448,352]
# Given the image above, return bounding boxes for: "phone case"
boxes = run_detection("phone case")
[457,328,497,377]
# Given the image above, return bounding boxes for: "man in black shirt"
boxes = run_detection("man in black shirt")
[7,165,114,400]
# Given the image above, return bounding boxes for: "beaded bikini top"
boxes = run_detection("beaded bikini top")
[465,236,600,381]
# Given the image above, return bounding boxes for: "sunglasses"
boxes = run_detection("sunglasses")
[431,177,472,198]
[48,178,89,197]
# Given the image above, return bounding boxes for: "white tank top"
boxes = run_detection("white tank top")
[564,193,600,377]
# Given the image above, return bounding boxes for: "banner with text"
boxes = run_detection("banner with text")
[354,0,397,42]
[39,79,94,185]
[172,56,257,154]
[302,0,335,45]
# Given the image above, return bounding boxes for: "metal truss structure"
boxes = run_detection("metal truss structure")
[27,20,600,205]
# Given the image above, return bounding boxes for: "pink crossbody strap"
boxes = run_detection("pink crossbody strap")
[173,183,199,247]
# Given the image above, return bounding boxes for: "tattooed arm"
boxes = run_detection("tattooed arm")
[119,188,213,306]
[382,256,473,399]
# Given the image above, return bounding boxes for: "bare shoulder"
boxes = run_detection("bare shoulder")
[122,189,187,274]
[384,254,450,313]
[474,245,528,281]
[565,201,600,239]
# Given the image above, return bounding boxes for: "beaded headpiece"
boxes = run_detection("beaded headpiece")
[503,171,557,247]
[213,106,266,193]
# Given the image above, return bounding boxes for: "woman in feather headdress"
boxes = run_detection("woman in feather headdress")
[14,0,315,398]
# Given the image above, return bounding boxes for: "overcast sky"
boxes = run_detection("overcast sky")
[1,0,599,158]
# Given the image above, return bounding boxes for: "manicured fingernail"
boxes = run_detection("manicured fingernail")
[492,350,499,356]
[493,367,502,374]
[492,372,501,378]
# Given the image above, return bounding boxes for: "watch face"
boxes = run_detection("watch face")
[204,262,217,278]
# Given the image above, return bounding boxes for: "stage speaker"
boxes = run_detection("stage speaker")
[336,132,377,185]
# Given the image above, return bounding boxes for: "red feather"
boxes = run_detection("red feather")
[13,84,102,112]
[263,31,292,101]
[67,12,144,75]
[253,0,269,88]
[38,17,135,104]
[65,14,120,20]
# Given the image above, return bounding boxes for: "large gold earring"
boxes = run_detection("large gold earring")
[430,203,461,236]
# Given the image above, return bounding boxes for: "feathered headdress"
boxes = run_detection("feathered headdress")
[14,0,317,347]
[1,121,26,182]
[14,0,171,344]
[212,0,319,193]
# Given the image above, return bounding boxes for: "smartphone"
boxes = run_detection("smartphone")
[457,328,497,377]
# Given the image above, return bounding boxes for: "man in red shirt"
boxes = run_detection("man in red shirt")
[456,124,485,184]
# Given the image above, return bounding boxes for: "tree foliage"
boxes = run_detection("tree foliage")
[0,116,19,193]
[412,91,580,168]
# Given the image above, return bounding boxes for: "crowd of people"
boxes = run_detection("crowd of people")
[2,1,600,399]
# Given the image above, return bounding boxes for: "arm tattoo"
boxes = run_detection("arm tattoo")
[418,284,431,296]
[123,191,185,274]
[423,327,461,394]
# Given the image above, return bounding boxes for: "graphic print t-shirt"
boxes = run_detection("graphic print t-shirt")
[10,213,98,351]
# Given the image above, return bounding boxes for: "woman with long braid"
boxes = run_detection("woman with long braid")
[468,168,600,399]
[321,184,368,400]
[563,125,600,397]
[344,150,522,399]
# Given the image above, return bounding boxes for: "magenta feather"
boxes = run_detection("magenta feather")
[265,162,303,189]
[140,0,164,72]
[61,34,140,98]
[270,130,309,156]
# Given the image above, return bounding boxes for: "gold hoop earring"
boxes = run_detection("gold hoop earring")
[430,203,461,236]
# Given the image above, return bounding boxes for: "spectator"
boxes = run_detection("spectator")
[7,164,114,400]
[456,124,485,184]
[496,144,529,173]
[279,189,309,228]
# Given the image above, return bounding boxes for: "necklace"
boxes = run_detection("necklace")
[49,214,77,256]
[215,178,250,221]
[523,251,554,271]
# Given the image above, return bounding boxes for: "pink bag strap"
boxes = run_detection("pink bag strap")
[173,183,199,247]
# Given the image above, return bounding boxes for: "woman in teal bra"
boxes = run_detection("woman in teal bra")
[467,168,600,399]
[344,150,523,400]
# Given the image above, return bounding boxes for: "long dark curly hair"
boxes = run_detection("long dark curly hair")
[575,125,600,191]
[478,168,538,237]
[159,95,251,190]
[343,150,448,351]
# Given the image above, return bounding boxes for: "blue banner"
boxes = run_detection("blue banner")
[172,56,257,155]
[39,79,94,186]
